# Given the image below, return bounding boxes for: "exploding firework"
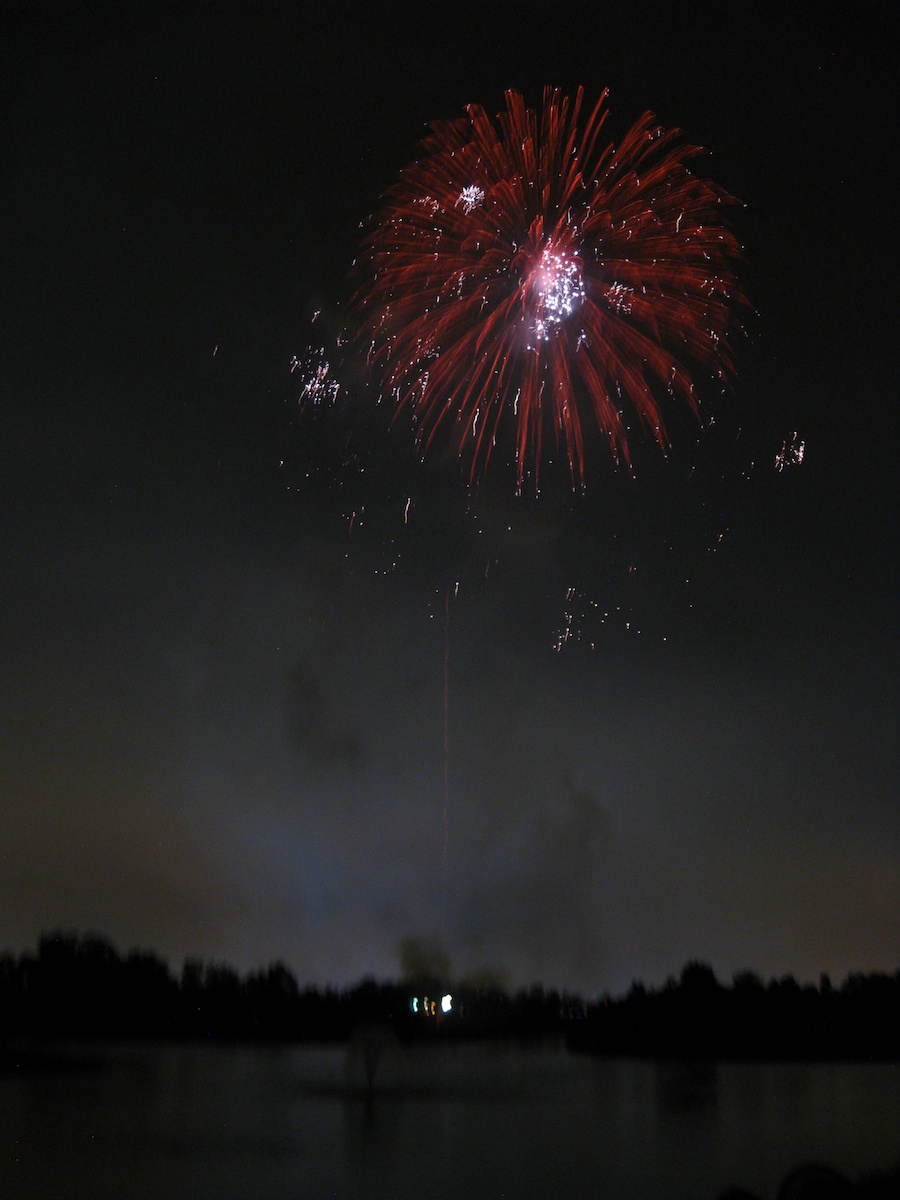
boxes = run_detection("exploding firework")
[354,87,745,489]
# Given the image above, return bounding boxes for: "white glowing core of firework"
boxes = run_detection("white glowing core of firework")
[532,247,585,341]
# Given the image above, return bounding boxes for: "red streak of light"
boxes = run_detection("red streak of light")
[442,586,451,916]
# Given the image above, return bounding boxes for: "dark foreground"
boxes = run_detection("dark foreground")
[3,1039,899,1200]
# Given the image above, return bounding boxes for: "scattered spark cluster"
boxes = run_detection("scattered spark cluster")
[530,246,586,344]
[354,86,745,489]
[457,185,485,214]
[290,345,341,407]
[775,431,805,471]
[552,585,646,652]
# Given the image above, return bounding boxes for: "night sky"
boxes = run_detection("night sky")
[2,2,897,998]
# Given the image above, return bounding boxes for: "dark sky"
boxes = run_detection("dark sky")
[2,1,897,996]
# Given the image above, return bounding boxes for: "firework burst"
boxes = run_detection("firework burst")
[354,86,745,489]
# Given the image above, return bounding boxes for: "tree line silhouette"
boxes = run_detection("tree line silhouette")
[570,960,900,1061]
[2,933,897,1059]
[0,931,573,1044]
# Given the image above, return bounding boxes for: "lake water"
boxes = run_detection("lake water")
[2,1038,898,1199]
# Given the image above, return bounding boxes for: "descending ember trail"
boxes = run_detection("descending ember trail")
[355,86,745,490]
[442,585,451,929]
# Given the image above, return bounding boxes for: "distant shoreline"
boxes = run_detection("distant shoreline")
[2,933,898,1061]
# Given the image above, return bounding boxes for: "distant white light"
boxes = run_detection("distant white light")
[441,994,452,1013]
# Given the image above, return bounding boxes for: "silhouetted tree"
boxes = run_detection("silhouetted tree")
[3,935,898,1056]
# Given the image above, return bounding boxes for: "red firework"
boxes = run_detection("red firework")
[354,87,745,489]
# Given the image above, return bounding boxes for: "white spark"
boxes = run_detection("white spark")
[532,245,585,341]
[775,432,805,471]
[457,184,485,213]
[606,282,634,315]
[290,347,341,406]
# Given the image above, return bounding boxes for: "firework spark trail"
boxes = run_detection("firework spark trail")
[290,345,341,407]
[441,585,451,932]
[354,86,746,490]
[775,432,805,471]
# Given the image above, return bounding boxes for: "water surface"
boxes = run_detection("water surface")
[3,1039,898,1199]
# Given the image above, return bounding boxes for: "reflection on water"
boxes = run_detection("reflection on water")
[654,1060,720,1112]
[2,1039,898,1199]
